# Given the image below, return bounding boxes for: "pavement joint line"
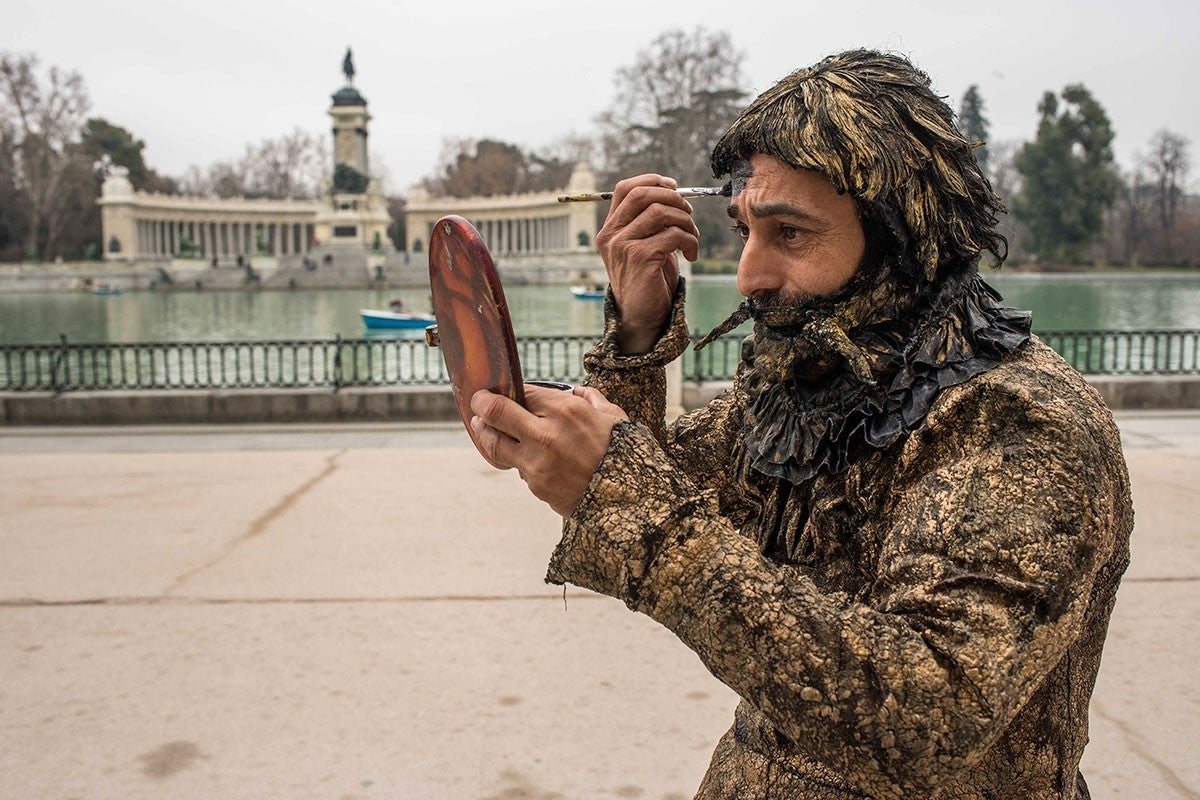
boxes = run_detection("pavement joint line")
[0,593,601,607]
[1121,576,1199,583]
[1090,700,1200,799]
[0,421,463,437]
[162,450,345,596]
[2,577,1192,608]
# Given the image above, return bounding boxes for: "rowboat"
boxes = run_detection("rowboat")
[360,309,436,330]
[570,285,605,300]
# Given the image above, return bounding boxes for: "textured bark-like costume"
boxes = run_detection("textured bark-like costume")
[545,49,1132,798]
[548,276,1131,799]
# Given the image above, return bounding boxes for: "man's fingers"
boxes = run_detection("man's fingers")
[469,389,537,471]
[469,414,519,470]
[606,188,695,234]
[608,174,677,211]
[470,389,532,439]
[573,385,628,419]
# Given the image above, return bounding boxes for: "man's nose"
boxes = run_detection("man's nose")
[736,243,787,297]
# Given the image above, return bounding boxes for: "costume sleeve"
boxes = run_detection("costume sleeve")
[581,276,750,510]
[546,364,1127,799]
[581,279,691,443]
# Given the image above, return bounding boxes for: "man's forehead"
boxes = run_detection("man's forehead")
[729,158,755,196]
[726,198,824,224]
[726,155,843,222]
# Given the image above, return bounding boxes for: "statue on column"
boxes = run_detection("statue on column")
[342,47,355,85]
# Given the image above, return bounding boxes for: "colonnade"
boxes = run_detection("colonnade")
[471,215,575,256]
[132,218,315,260]
[403,163,599,257]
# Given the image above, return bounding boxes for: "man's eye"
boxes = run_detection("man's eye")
[781,225,801,241]
[729,223,749,241]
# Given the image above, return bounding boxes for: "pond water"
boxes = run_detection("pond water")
[1,272,1199,345]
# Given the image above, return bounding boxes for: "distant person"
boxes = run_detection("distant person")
[469,49,1132,798]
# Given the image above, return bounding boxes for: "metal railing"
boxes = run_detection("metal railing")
[682,328,1200,383]
[1038,330,1200,376]
[0,333,596,392]
[2,329,1197,392]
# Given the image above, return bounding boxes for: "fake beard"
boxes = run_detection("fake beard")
[706,261,1032,484]
[695,262,905,389]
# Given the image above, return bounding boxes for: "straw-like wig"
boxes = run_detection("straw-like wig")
[711,49,1006,283]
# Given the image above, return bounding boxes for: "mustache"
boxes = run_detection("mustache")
[692,290,823,352]
[745,291,822,327]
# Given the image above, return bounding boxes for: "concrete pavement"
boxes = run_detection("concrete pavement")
[1,413,1197,799]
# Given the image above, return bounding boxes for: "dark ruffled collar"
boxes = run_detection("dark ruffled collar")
[736,269,1031,485]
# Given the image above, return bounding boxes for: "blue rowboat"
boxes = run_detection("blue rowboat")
[360,309,436,330]
[570,286,605,300]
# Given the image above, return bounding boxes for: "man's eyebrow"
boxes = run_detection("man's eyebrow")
[726,200,822,222]
[747,201,822,222]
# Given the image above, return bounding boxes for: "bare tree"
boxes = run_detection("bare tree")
[1114,167,1156,266]
[596,28,747,258]
[175,164,210,196]
[537,133,597,172]
[421,137,578,198]
[986,139,1022,206]
[241,127,327,199]
[1142,129,1191,247]
[0,52,91,260]
[177,129,326,200]
[597,27,745,183]
[206,159,245,198]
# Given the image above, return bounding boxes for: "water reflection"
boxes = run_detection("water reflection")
[1,274,1198,344]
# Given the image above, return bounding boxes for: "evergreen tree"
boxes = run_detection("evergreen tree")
[1012,84,1119,263]
[81,118,148,183]
[957,84,990,174]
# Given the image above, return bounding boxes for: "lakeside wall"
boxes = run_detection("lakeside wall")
[3,375,1197,426]
[0,250,607,294]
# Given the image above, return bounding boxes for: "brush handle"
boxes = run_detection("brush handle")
[557,186,726,203]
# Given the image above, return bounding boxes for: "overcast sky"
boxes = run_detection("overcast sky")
[8,0,1199,193]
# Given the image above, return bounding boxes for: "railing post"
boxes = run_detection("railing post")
[332,334,343,392]
[51,333,69,393]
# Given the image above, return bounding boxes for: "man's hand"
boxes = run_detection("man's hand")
[596,175,700,355]
[469,384,629,518]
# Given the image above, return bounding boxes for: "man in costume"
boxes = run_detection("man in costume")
[469,49,1132,799]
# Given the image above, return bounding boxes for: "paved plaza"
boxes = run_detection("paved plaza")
[0,413,1197,799]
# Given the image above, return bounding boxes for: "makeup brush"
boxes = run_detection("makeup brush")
[557,186,729,203]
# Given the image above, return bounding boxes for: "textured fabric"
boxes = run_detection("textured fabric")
[732,267,1032,485]
[548,289,1132,799]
